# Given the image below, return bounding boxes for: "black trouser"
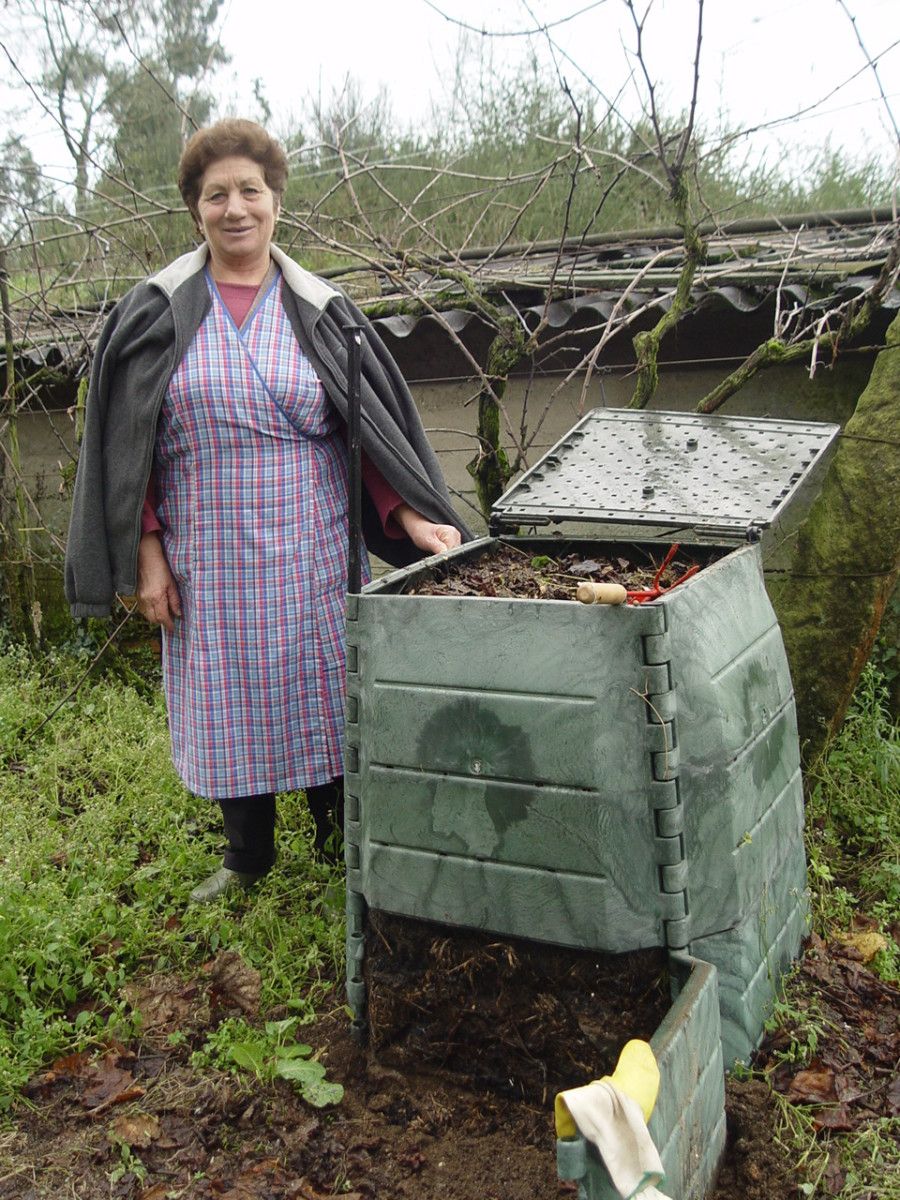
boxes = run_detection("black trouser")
[218,792,276,875]
[305,776,345,861]
[217,777,344,872]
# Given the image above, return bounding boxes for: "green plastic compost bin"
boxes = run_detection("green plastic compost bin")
[344,409,838,1196]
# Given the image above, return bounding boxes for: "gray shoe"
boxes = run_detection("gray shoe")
[189,867,265,904]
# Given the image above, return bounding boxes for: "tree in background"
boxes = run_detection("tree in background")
[3,0,227,208]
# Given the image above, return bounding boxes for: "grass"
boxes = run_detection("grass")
[0,642,344,1111]
[805,664,900,961]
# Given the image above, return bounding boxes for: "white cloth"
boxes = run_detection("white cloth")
[557,1079,670,1199]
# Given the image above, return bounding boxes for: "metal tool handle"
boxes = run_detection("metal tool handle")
[344,323,363,595]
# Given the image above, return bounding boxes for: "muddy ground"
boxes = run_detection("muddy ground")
[4,920,897,1200]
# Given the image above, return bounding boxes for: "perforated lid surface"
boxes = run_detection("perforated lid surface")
[491,409,840,538]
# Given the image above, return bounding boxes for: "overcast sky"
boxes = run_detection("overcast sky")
[3,0,898,186]
[216,0,900,169]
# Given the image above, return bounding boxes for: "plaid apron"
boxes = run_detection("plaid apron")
[154,272,367,798]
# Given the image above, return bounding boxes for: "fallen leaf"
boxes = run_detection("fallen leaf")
[568,559,605,577]
[836,930,887,963]
[154,1116,195,1150]
[203,951,261,1016]
[111,1112,161,1148]
[849,913,879,933]
[785,1065,836,1105]
[52,1050,92,1078]
[887,1074,900,1117]
[277,1115,319,1151]
[138,1185,171,1200]
[124,974,205,1034]
[81,1053,145,1111]
[823,1152,846,1195]
[92,938,124,958]
[812,1104,856,1132]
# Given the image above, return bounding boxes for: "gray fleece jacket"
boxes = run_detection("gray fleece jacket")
[65,243,471,617]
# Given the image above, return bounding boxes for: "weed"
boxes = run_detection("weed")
[192,1016,343,1108]
[764,988,832,1067]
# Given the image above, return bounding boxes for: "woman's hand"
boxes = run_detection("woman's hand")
[393,504,463,555]
[136,532,182,633]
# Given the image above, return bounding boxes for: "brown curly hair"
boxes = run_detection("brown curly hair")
[178,119,288,222]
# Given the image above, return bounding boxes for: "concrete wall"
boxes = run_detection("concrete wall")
[6,351,875,623]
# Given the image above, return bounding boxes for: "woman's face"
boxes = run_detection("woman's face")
[195,155,279,274]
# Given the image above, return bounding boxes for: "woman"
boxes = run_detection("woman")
[65,119,468,901]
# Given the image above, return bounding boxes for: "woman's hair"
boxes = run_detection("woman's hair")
[178,119,288,220]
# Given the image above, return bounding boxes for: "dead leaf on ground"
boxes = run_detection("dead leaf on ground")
[812,1104,856,1132]
[823,1152,846,1195]
[277,1115,319,1151]
[154,1115,195,1150]
[785,1065,836,1105]
[124,974,207,1034]
[288,1182,363,1200]
[202,950,261,1016]
[835,929,888,964]
[138,1186,171,1200]
[81,1052,145,1111]
[887,1074,900,1117]
[110,1112,161,1148]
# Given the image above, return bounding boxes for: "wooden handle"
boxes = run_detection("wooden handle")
[576,582,627,605]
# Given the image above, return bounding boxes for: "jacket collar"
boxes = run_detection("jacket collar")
[148,242,339,312]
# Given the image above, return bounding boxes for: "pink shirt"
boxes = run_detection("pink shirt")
[142,281,404,538]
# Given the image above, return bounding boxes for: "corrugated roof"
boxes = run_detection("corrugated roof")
[337,209,900,340]
[6,209,898,376]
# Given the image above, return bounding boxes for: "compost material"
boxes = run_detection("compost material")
[407,542,712,601]
[365,912,670,1104]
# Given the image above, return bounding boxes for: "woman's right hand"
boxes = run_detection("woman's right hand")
[136,532,182,633]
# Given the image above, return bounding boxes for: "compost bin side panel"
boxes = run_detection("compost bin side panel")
[556,956,725,1200]
[650,955,726,1200]
[351,586,666,951]
[664,543,808,1064]
[689,845,809,1068]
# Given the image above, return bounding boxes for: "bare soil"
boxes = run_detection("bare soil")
[4,928,897,1199]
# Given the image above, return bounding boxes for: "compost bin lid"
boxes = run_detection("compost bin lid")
[490,409,840,540]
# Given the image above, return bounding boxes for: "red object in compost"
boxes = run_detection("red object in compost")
[626,544,700,604]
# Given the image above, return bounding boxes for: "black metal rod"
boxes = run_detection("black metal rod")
[344,323,363,595]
